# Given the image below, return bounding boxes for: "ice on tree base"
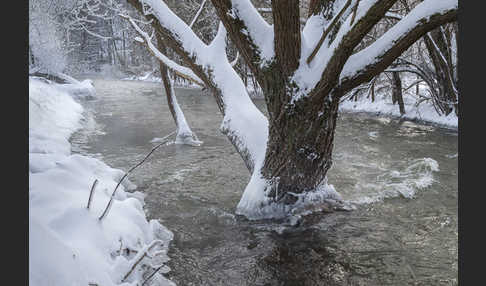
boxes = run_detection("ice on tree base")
[236,173,354,221]
[175,131,203,146]
[150,130,203,147]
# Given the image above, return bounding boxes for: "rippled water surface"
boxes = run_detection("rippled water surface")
[72,78,458,285]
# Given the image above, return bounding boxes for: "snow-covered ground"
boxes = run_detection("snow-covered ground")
[339,93,458,129]
[29,78,174,286]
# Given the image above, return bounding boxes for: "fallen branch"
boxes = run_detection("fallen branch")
[98,131,176,221]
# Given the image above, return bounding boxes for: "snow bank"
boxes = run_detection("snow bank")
[55,79,96,100]
[29,78,174,286]
[339,94,458,129]
[29,72,96,99]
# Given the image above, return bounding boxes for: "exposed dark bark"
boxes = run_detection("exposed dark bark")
[272,0,301,76]
[155,35,179,129]
[392,71,405,115]
[211,0,267,86]
[262,92,341,204]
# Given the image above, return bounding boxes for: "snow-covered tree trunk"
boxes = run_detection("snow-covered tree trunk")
[127,0,457,219]
[156,36,202,146]
[122,14,203,146]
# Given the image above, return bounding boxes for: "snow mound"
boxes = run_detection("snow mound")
[56,79,96,99]
[29,78,174,286]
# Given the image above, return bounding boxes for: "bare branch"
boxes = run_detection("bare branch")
[306,0,352,65]
[189,0,207,28]
[98,131,176,221]
[120,14,205,87]
[336,0,457,95]
[349,0,360,26]
[86,179,98,209]
[309,0,396,100]
[121,240,164,282]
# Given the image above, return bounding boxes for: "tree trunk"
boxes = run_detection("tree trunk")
[261,88,340,204]
[392,72,405,115]
[155,34,200,145]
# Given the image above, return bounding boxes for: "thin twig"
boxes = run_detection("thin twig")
[86,179,99,209]
[141,265,164,286]
[98,131,176,221]
[119,14,204,87]
[349,0,361,26]
[306,0,352,65]
[189,0,207,29]
[121,240,164,282]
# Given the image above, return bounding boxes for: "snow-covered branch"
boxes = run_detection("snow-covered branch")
[189,0,207,28]
[211,0,274,75]
[337,0,458,94]
[127,0,268,173]
[120,14,204,86]
[306,0,353,65]
[230,51,239,67]
[225,0,274,62]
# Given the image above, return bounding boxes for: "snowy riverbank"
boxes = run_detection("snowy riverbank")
[121,74,457,129]
[29,78,174,286]
[121,72,202,89]
[339,95,458,129]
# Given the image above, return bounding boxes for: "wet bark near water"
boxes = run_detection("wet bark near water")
[392,71,405,115]
[261,92,341,204]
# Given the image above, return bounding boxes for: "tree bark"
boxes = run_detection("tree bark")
[261,92,341,204]
[156,36,179,128]
[392,71,405,115]
[272,0,301,77]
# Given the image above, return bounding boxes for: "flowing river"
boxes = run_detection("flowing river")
[71,78,457,285]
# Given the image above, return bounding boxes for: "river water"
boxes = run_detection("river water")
[71,78,457,285]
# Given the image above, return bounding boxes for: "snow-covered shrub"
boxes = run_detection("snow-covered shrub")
[29,0,68,74]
